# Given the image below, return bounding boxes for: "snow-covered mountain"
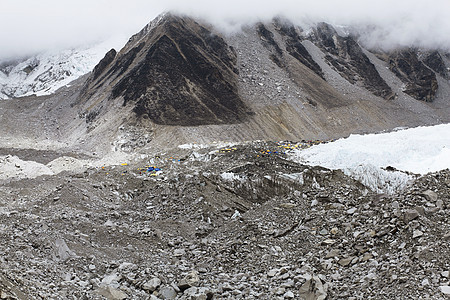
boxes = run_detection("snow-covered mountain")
[0,38,127,99]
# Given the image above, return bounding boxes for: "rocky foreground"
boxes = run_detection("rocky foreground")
[0,142,449,299]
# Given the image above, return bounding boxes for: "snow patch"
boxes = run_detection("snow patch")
[178,143,209,150]
[0,155,53,180]
[46,156,88,174]
[220,172,247,182]
[0,149,133,181]
[280,172,305,185]
[178,141,238,150]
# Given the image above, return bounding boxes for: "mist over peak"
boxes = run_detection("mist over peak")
[1,0,449,60]
[166,0,450,51]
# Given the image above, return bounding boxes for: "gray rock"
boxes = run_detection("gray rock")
[173,249,186,257]
[325,249,340,259]
[439,286,450,295]
[108,288,128,300]
[421,190,438,202]
[171,282,181,293]
[346,207,357,215]
[403,209,420,223]
[159,286,178,300]
[444,232,450,241]
[413,230,424,238]
[415,206,426,215]
[361,253,373,262]
[180,287,213,300]
[338,257,355,267]
[55,239,76,261]
[118,262,137,272]
[178,270,200,291]
[143,277,162,292]
[104,220,115,227]
[274,287,286,295]
[299,276,327,300]
[97,287,128,300]
[1,291,10,299]
[219,283,233,292]
[284,290,295,299]
[425,207,439,215]
[267,268,278,277]
[101,273,121,287]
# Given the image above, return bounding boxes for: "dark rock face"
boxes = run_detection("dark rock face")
[423,51,448,79]
[256,20,325,80]
[257,24,283,56]
[91,49,116,81]
[84,14,251,126]
[313,23,340,55]
[389,50,438,102]
[312,23,395,100]
[78,14,445,130]
[256,24,285,68]
[274,21,325,80]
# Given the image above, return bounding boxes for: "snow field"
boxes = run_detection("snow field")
[290,124,450,193]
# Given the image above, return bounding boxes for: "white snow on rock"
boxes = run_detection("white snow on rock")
[46,156,89,174]
[290,124,450,194]
[220,172,247,182]
[178,142,237,150]
[0,155,53,180]
[0,37,127,99]
[0,150,133,181]
[280,172,305,185]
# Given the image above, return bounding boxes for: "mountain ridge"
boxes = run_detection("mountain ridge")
[0,13,449,155]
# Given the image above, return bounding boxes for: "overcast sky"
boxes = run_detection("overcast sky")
[1,0,449,60]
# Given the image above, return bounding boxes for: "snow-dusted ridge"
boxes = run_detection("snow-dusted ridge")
[0,37,127,99]
[289,124,450,194]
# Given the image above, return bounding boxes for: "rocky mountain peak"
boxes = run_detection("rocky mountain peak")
[388,49,438,102]
[81,13,251,126]
[50,13,449,150]
[311,22,396,100]
[422,50,449,79]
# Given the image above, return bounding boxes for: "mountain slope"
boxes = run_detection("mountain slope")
[0,13,449,156]
[80,14,251,126]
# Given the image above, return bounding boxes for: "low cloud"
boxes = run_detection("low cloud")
[167,0,450,51]
[1,0,449,60]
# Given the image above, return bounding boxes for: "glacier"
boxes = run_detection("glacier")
[290,124,450,194]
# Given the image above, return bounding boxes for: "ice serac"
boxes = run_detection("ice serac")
[82,14,251,126]
[311,23,395,100]
[388,49,438,102]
